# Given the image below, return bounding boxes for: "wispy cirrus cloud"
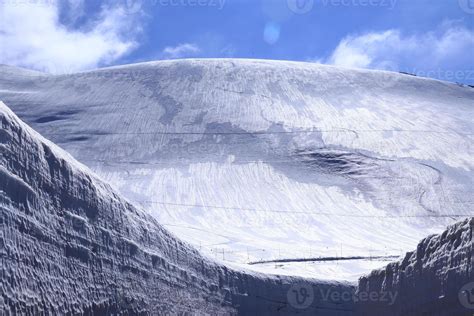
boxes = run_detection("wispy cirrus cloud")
[0,1,142,73]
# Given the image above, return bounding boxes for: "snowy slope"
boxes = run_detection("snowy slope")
[0,59,473,280]
[0,101,355,315]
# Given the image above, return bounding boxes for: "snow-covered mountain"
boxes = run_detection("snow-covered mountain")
[0,59,472,281]
[0,101,355,315]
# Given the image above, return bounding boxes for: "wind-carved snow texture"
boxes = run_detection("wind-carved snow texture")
[356,218,473,316]
[0,101,357,315]
[0,100,471,315]
[0,59,473,280]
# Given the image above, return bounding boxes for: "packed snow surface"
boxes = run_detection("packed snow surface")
[1,59,473,280]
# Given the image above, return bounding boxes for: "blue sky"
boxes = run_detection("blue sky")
[1,0,473,84]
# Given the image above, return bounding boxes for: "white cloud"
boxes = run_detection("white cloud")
[0,1,141,73]
[319,22,474,76]
[162,43,201,59]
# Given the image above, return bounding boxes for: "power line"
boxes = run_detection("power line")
[158,224,411,253]
[140,200,473,218]
[42,128,474,136]
[82,158,306,165]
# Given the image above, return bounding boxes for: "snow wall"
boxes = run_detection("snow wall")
[1,99,472,315]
